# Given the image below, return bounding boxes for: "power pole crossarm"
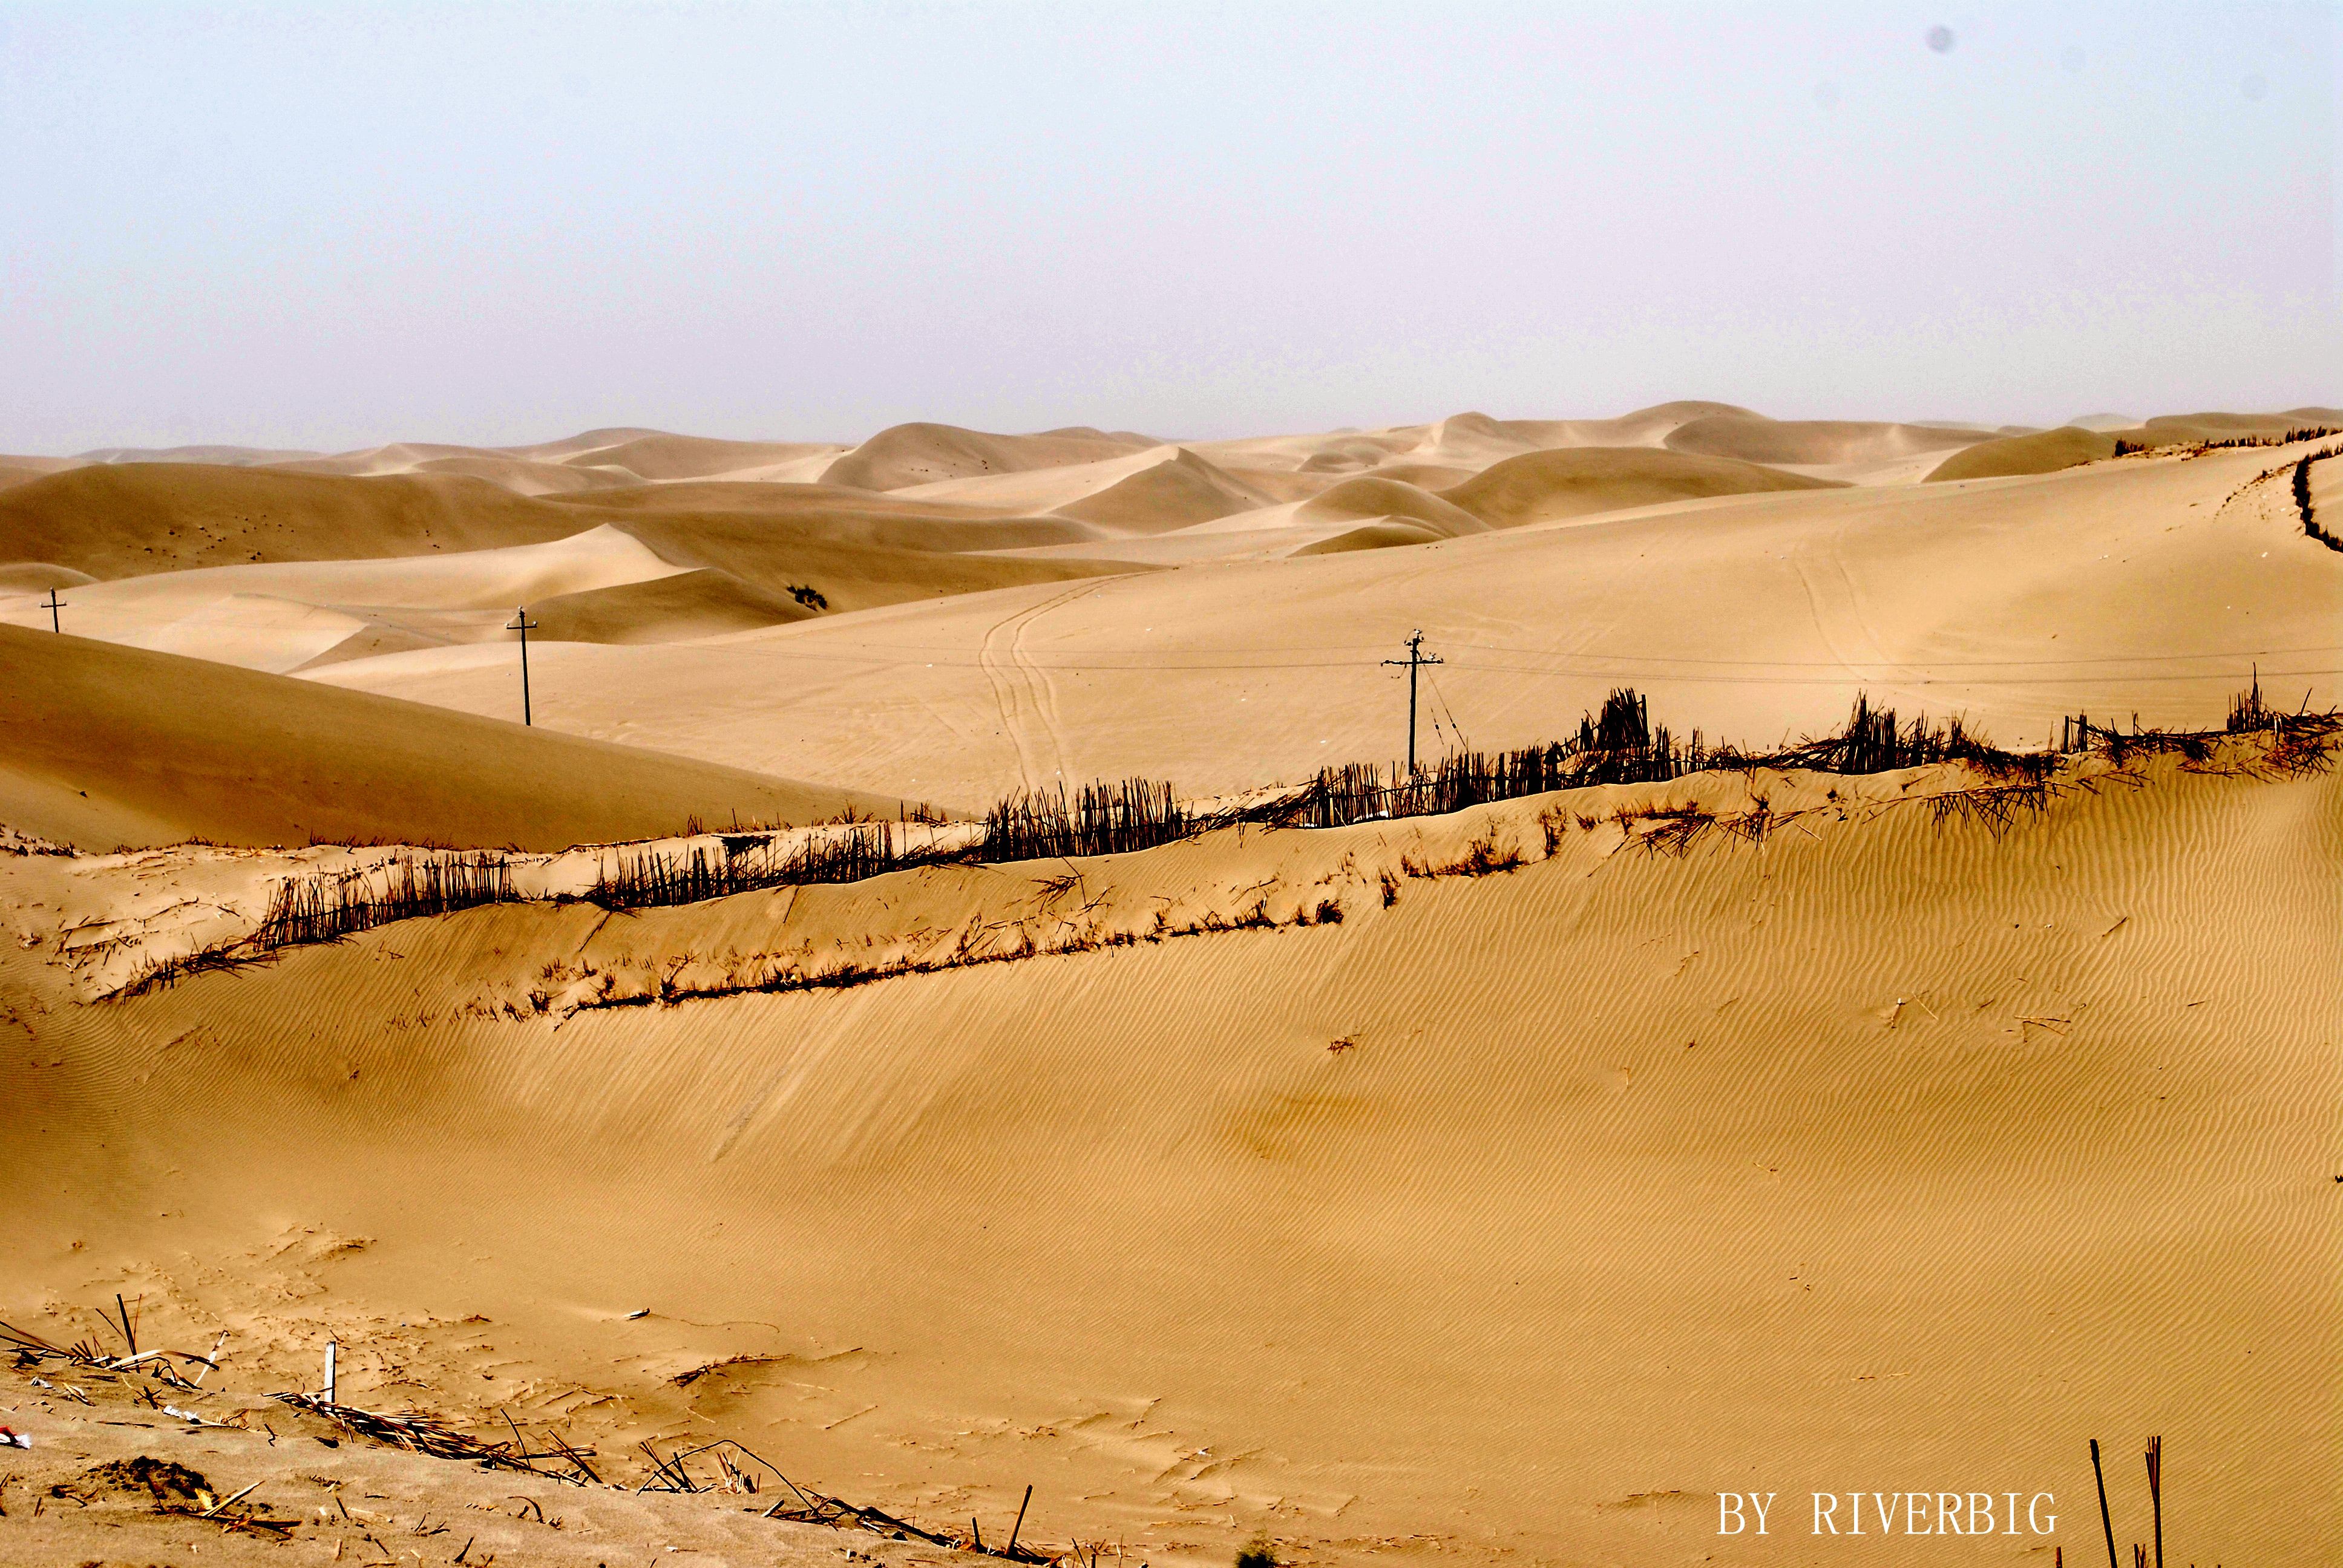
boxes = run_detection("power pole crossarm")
[1382,629,1443,773]
[506,606,539,726]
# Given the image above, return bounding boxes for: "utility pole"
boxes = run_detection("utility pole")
[1382,629,1443,773]
[41,587,67,633]
[506,606,539,725]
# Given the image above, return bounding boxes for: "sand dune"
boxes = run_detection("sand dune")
[1664,413,1987,466]
[0,453,79,491]
[1291,520,1447,553]
[603,506,1138,612]
[551,431,847,483]
[0,465,1138,659]
[3,748,2332,1566]
[0,624,901,850]
[0,463,582,579]
[520,566,818,644]
[1925,425,2120,482]
[506,424,673,460]
[2141,407,2343,435]
[1441,445,1840,528]
[945,475,1486,568]
[274,445,643,495]
[821,421,1152,490]
[900,444,1276,534]
[0,561,94,594]
[1295,474,1489,534]
[74,442,323,465]
[1406,402,1758,466]
[0,525,690,673]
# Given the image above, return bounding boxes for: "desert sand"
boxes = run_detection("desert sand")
[4,403,2340,1568]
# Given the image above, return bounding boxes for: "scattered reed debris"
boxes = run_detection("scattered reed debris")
[1,1314,218,1388]
[267,1393,599,1485]
[630,1437,1052,1560]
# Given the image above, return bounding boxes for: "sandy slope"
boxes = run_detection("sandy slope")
[0,464,583,580]
[821,423,1154,490]
[1927,426,2120,482]
[0,467,1140,664]
[307,438,2343,807]
[0,624,905,850]
[0,525,690,673]
[2,750,2334,1566]
[1440,445,1841,527]
[1663,413,1985,466]
[0,1379,955,1568]
[517,567,820,645]
[900,446,1277,534]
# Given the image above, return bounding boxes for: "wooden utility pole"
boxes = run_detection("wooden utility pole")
[506,606,539,725]
[42,587,67,632]
[1382,629,1443,773]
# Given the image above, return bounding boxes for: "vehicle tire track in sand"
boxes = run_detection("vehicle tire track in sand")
[978,579,1112,789]
[1788,535,1894,689]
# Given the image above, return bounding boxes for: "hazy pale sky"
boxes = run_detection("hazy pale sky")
[1,1,2334,452]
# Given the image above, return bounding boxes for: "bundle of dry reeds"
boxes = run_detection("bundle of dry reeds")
[978,777,1188,863]
[590,823,938,908]
[2,1307,218,1387]
[1758,694,2051,779]
[255,853,516,949]
[634,1439,1053,1561]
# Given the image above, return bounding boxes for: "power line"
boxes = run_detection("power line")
[721,632,2343,671]
[660,639,2338,689]
[1440,638,2343,670]
[1443,659,2343,688]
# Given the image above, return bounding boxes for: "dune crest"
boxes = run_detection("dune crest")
[0,623,902,851]
[1926,426,2119,482]
[900,444,1276,534]
[819,422,1152,491]
[1663,413,1988,465]
[1442,444,1840,528]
